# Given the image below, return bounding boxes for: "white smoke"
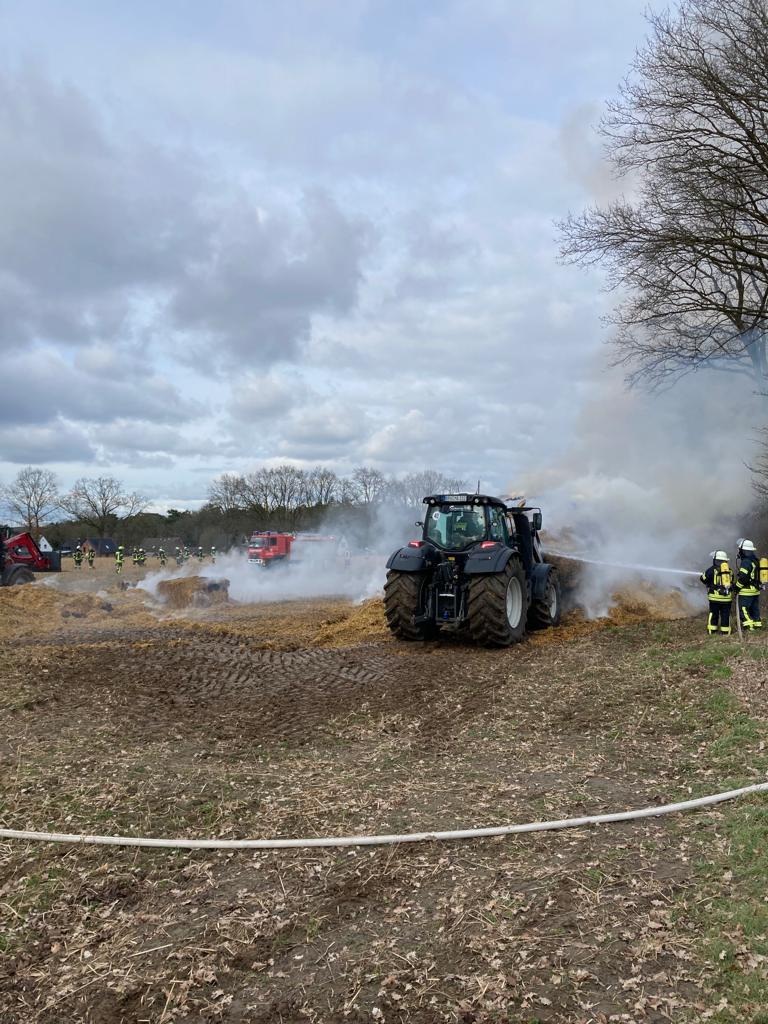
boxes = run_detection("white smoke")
[521,365,764,617]
[138,504,421,606]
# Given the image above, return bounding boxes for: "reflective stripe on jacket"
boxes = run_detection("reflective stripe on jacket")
[736,558,760,596]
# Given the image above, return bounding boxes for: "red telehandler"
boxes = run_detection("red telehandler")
[1,529,61,586]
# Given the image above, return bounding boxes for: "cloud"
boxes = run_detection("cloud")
[170,190,372,367]
[0,66,207,353]
[0,66,372,375]
[230,373,304,421]
[0,419,95,464]
[0,5,657,499]
[558,104,635,203]
[0,349,199,427]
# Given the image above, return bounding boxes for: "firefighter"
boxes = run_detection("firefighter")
[137,548,146,566]
[175,546,182,567]
[115,545,124,574]
[73,545,84,569]
[159,546,166,567]
[210,545,216,563]
[735,539,762,629]
[131,546,139,566]
[86,547,95,569]
[197,545,204,562]
[699,550,733,635]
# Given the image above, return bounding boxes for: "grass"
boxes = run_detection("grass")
[658,638,768,1022]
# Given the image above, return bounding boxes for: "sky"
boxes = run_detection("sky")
[0,0,658,511]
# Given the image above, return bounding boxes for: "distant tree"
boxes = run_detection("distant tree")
[60,476,147,538]
[352,466,385,504]
[1,466,60,537]
[207,473,246,514]
[388,470,466,507]
[305,467,339,507]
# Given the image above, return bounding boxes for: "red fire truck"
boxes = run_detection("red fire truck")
[247,531,339,568]
[247,531,294,567]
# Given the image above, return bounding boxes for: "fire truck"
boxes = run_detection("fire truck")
[247,531,294,567]
[247,531,339,568]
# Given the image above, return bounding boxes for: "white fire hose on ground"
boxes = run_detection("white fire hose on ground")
[2,782,768,849]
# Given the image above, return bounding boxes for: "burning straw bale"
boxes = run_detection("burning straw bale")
[156,576,230,610]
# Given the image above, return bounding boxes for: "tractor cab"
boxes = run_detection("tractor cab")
[418,494,543,567]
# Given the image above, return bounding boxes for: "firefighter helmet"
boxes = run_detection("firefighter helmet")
[740,539,757,553]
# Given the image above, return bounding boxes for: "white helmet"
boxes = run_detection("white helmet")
[740,539,757,553]
[712,550,728,561]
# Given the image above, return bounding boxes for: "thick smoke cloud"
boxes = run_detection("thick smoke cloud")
[521,366,764,614]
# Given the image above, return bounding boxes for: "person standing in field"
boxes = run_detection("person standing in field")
[87,548,95,569]
[699,550,733,635]
[159,546,166,567]
[735,539,762,630]
[210,545,216,563]
[73,545,84,569]
[115,545,124,574]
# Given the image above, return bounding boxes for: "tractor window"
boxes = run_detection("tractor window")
[425,505,486,550]
[488,508,509,544]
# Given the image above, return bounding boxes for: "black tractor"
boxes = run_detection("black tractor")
[384,493,561,647]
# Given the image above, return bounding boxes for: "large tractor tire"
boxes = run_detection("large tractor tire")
[467,556,528,647]
[3,566,35,586]
[384,571,434,641]
[528,567,562,630]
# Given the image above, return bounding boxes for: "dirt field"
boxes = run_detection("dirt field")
[3,559,768,1022]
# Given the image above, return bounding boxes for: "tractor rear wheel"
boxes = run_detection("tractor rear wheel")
[384,571,434,641]
[467,556,528,647]
[528,568,562,630]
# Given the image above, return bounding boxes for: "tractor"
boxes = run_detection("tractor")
[1,529,61,586]
[384,493,560,647]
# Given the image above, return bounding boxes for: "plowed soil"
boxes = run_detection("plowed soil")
[1,561,766,1022]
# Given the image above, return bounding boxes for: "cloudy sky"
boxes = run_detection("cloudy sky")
[0,0,654,509]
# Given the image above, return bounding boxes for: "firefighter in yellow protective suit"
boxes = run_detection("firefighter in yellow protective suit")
[735,539,763,630]
[699,550,733,635]
[115,545,124,574]
[73,545,84,569]
[86,547,95,568]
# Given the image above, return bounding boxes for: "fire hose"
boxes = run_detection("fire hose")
[2,781,768,849]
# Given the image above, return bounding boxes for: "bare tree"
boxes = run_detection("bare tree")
[2,466,59,536]
[60,477,147,537]
[387,470,466,507]
[208,473,247,513]
[560,0,768,388]
[305,467,339,506]
[352,466,386,504]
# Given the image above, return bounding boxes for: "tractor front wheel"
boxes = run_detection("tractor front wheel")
[467,556,528,647]
[528,568,562,630]
[384,571,434,641]
[3,566,35,586]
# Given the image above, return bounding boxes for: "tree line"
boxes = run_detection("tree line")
[0,464,466,551]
